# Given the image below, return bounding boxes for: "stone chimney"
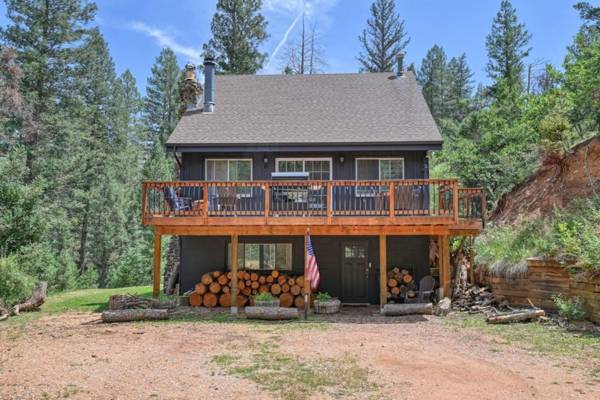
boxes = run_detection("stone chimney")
[396,53,405,77]
[203,55,216,112]
[179,63,202,114]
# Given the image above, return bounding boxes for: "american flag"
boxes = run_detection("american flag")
[306,234,320,290]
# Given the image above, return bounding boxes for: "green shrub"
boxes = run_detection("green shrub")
[315,292,332,301]
[254,292,276,302]
[107,242,152,288]
[552,294,586,321]
[76,267,99,289]
[0,254,36,305]
[16,243,78,292]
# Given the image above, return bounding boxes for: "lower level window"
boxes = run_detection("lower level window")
[227,243,293,271]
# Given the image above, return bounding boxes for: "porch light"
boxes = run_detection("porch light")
[263,156,269,164]
[339,156,345,164]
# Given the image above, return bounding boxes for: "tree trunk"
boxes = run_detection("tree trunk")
[13,282,48,314]
[245,306,299,320]
[101,309,169,323]
[382,303,433,316]
[486,309,545,324]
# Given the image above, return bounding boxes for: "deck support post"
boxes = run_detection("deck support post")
[230,233,239,314]
[438,235,451,298]
[379,234,387,310]
[152,230,162,298]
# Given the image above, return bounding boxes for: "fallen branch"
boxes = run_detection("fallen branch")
[101,309,169,323]
[486,309,545,324]
[0,300,9,322]
[382,303,433,316]
[245,306,299,320]
[108,295,176,310]
[13,282,47,315]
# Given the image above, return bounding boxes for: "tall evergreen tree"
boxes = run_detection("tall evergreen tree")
[203,0,269,74]
[485,0,531,96]
[0,0,96,175]
[143,48,181,147]
[446,54,474,121]
[417,45,448,122]
[357,0,409,72]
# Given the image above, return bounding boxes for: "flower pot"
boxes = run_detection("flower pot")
[254,300,279,307]
[314,299,341,314]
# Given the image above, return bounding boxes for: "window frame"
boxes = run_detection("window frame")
[204,158,253,181]
[275,157,333,180]
[354,157,405,197]
[227,242,293,271]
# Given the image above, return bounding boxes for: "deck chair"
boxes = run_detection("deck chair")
[216,186,237,212]
[163,187,192,213]
[405,275,436,303]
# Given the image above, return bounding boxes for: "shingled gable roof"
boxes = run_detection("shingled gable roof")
[166,71,442,148]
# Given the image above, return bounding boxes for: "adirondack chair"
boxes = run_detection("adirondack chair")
[163,187,192,213]
[405,275,436,303]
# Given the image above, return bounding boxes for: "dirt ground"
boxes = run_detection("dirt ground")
[1,309,598,400]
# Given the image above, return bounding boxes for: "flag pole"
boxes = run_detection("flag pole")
[304,228,310,320]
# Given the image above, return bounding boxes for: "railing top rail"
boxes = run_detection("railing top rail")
[142,178,460,186]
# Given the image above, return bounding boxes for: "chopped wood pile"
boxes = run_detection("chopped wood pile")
[452,284,496,313]
[188,270,308,308]
[386,267,416,302]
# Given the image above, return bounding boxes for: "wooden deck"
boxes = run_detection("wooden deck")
[142,179,485,235]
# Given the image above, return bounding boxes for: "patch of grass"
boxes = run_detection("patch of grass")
[212,341,380,400]
[446,313,600,363]
[42,286,154,314]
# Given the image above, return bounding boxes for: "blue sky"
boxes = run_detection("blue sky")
[1,0,596,93]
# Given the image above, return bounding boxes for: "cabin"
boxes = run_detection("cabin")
[142,55,484,310]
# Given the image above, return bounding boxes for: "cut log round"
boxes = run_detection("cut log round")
[382,303,433,316]
[401,269,409,275]
[237,295,248,308]
[259,285,270,293]
[245,306,299,320]
[203,293,218,308]
[219,293,231,307]
[227,272,233,280]
[217,274,229,286]
[238,281,245,290]
[266,275,274,283]
[102,309,169,323]
[403,274,413,283]
[270,284,282,295]
[245,280,252,287]
[222,285,230,294]
[281,284,290,293]
[243,272,251,280]
[251,281,260,289]
[212,271,222,278]
[250,272,259,281]
[290,285,301,296]
[195,283,207,295]
[277,275,287,285]
[209,282,222,294]
[392,267,400,274]
[242,287,252,296]
[189,293,203,307]
[294,295,305,308]
[258,276,266,284]
[237,271,245,280]
[387,278,398,288]
[271,270,280,278]
[201,273,213,285]
[279,293,294,307]
[390,287,400,296]
[288,278,295,286]
[296,276,304,288]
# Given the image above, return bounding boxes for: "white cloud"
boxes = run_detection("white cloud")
[130,21,202,64]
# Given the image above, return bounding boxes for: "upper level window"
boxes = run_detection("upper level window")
[356,158,404,180]
[276,158,332,180]
[205,159,252,181]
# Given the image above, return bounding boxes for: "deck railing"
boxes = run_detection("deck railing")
[142,179,485,226]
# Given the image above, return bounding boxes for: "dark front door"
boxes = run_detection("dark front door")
[341,242,369,303]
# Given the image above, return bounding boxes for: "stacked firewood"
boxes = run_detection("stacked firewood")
[386,267,417,302]
[452,285,496,313]
[188,270,307,308]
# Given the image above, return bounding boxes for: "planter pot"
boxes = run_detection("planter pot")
[255,300,279,307]
[314,299,341,314]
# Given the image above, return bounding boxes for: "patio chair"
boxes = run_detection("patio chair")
[405,275,435,303]
[163,187,192,213]
[216,186,237,212]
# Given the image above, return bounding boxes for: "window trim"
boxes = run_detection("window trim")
[275,157,333,180]
[227,242,293,271]
[204,158,253,181]
[354,157,405,197]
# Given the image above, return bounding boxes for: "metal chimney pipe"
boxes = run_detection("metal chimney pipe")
[396,53,405,77]
[203,55,216,112]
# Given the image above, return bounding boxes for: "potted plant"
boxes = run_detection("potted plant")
[313,292,341,314]
[253,292,279,307]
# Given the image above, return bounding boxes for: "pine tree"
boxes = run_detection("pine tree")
[0,0,96,175]
[446,54,474,121]
[417,45,448,122]
[203,0,269,74]
[357,0,409,72]
[485,0,531,95]
[144,48,181,147]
